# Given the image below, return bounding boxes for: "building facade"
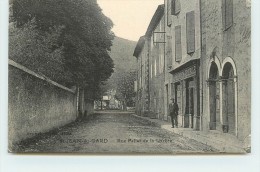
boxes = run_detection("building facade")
[146,5,166,120]
[200,0,251,141]
[165,0,201,130]
[134,0,250,143]
[134,36,149,116]
[134,5,166,118]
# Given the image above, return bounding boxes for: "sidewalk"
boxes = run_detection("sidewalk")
[131,114,248,154]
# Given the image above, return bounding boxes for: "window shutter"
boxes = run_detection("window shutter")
[172,0,181,15]
[166,36,172,68]
[161,54,164,73]
[226,0,233,29]
[171,0,175,15]
[222,0,233,30]
[186,11,195,54]
[175,25,182,62]
[167,0,172,26]
[150,64,152,78]
[154,58,157,76]
[156,55,159,75]
[222,0,226,29]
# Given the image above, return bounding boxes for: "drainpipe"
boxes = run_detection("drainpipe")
[147,38,150,115]
[199,0,203,131]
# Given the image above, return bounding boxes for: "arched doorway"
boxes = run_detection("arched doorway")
[222,62,236,134]
[208,62,220,130]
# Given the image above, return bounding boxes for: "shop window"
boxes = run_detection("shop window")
[186,11,195,54]
[222,0,233,30]
[175,25,182,62]
[171,0,181,15]
[171,83,174,98]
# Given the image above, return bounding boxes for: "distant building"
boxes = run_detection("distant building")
[134,5,165,118]
[134,36,148,116]
[146,5,166,120]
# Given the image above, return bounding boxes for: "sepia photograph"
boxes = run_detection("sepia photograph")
[7,0,251,154]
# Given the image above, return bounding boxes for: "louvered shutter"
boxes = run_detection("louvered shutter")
[225,0,233,29]
[171,0,175,15]
[222,0,233,30]
[222,0,226,29]
[172,0,181,15]
[166,36,172,68]
[186,11,195,54]
[175,25,182,62]
[167,0,172,26]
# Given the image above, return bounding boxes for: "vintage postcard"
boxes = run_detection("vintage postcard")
[8,0,251,154]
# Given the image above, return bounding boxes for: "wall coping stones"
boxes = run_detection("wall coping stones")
[8,59,76,94]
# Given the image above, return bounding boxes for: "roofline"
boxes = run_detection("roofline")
[133,4,164,58]
[145,4,164,38]
[133,36,146,58]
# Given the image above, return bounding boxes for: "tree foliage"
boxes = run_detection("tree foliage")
[114,70,136,107]
[10,0,114,88]
[96,37,137,105]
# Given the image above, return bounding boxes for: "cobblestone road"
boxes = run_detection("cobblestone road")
[16,111,217,154]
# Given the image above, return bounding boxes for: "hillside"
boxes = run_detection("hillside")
[109,36,137,72]
[104,36,137,103]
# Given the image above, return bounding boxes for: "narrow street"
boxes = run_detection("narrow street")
[16,111,217,154]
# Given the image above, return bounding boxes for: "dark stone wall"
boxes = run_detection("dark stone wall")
[9,65,77,148]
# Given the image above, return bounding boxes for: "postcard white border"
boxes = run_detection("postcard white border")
[0,0,260,171]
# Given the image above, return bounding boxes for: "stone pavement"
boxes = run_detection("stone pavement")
[131,114,249,154]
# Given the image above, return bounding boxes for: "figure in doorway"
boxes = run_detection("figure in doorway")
[169,98,179,128]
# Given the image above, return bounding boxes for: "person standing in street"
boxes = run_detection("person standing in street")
[169,98,179,128]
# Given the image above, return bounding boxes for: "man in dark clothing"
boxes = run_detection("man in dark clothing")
[169,98,179,128]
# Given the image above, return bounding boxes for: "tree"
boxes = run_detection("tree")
[10,0,114,91]
[115,70,137,110]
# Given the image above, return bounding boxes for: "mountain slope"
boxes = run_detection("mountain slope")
[109,36,137,72]
[104,36,137,103]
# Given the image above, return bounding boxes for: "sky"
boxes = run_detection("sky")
[97,0,164,41]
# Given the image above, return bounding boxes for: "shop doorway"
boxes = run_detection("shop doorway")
[165,84,169,120]
[185,78,194,128]
[209,62,220,130]
[174,82,182,126]
[222,62,236,134]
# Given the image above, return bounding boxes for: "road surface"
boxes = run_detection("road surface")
[16,110,217,154]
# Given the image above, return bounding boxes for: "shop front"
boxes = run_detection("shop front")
[170,59,200,130]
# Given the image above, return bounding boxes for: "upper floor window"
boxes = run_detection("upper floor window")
[222,0,233,30]
[186,11,195,54]
[171,0,181,15]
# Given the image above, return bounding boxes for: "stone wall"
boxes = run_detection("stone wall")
[136,39,149,116]
[8,60,77,148]
[200,0,251,141]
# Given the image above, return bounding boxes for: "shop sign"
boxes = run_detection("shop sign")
[173,64,197,82]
